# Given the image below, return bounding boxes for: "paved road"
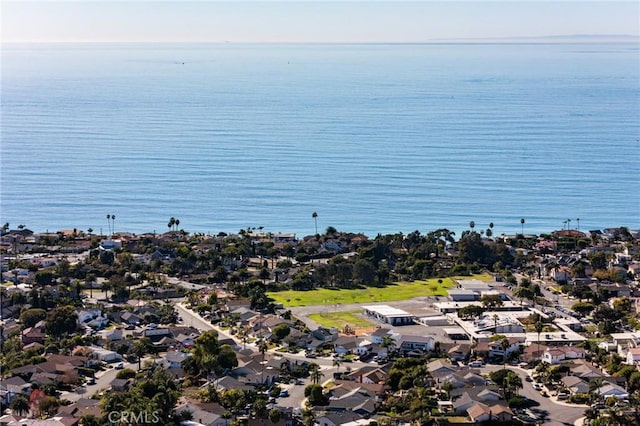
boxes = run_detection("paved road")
[481,365,587,426]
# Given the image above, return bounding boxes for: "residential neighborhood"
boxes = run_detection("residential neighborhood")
[1,224,639,426]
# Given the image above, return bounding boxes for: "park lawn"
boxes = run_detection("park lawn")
[309,311,375,329]
[267,276,479,307]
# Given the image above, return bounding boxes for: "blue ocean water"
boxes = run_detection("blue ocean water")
[1,42,639,237]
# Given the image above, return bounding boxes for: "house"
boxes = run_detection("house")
[175,402,230,426]
[467,402,512,423]
[21,326,46,345]
[0,376,31,406]
[542,346,586,365]
[448,344,471,361]
[162,349,189,369]
[626,348,640,365]
[77,309,103,324]
[427,359,456,375]
[57,398,101,420]
[110,378,133,392]
[333,336,363,355]
[317,412,364,426]
[597,382,629,400]
[120,311,141,325]
[369,328,392,345]
[396,334,435,354]
[561,376,590,395]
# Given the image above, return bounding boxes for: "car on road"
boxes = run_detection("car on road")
[525,376,533,382]
[115,362,124,370]
[279,390,289,398]
[557,392,569,400]
[87,377,96,385]
[533,383,543,391]
[469,360,484,367]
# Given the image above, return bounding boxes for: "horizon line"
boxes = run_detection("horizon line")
[2,33,638,45]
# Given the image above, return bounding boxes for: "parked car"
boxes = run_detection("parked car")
[279,390,289,398]
[533,383,543,391]
[469,360,484,367]
[557,392,569,400]
[115,362,124,370]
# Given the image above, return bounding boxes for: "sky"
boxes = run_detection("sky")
[1,1,639,43]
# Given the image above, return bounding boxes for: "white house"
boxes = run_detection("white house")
[626,348,640,365]
[598,383,629,400]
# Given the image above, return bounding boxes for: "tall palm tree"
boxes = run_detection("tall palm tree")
[576,218,580,231]
[469,221,475,232]
[111,215,115,234]
[106,214,111,235]
[520,218,525,235]
[309,363,324,385]
[312,212,318,235]
[535,321,544,359]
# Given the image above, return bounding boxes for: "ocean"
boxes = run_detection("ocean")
[1,42,639,238]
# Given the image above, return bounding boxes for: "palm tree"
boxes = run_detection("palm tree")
[111,215,115,234]
[10,394,30,417]
[535,321,544,358]
[312,212,318,235]
[106,214,111,235]
[332,358,341,372]
[175,219,180,230]
[576,218,580,231]
[493,314,499,332]
[168,217,176,231]
[589,378,604,402]
[501,338,510,366]
[469,221,475,232]
[309,363,324,385]
[520,218,525,235]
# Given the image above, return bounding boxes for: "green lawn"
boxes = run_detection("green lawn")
[309,311,375,329]
[267,275,495,307]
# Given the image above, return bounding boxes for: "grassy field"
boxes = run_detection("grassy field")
[308,311,375,329]
[267,274,493,307]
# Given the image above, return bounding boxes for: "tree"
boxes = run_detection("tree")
[535,320,544,357]
[481,294,503,308]
[312,212,318,235]
[520,218,525,235]
[513,286,534,305]
[19,308,47,328]
[458,305,484,320]
[272,324,291,341]
[132,337,152,370]
[269,408,282,424]
[469,221,475,232]
[10,394,29,417]
[45,305,78,338]
[309,363,324,385]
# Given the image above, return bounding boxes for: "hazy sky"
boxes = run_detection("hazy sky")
[2,1,639,43]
